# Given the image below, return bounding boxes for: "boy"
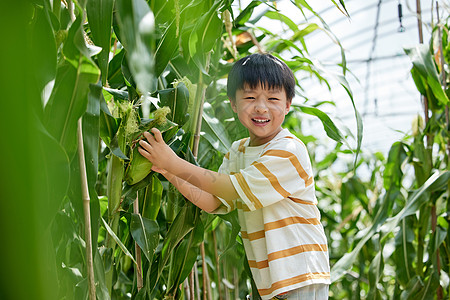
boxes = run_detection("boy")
[139,53,330,299]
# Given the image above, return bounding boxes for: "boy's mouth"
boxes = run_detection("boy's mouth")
[251,118,270,124]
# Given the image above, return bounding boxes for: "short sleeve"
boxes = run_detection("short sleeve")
[211,151,236,214]
[229,138,314,211]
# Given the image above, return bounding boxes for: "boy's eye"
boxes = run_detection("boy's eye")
[269,97,279,101]
[244,97,255,100]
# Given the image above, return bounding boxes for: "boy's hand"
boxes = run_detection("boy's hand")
[138,128,178,173]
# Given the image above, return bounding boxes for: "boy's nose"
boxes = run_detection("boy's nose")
[254,99,268,112]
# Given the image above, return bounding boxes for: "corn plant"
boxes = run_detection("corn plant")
[8,0,363,299]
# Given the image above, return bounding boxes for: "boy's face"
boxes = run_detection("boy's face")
[231,83,291,146]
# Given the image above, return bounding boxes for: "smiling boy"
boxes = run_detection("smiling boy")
[139,53,330,299]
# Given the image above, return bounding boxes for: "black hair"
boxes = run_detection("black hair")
[226,53,296,101]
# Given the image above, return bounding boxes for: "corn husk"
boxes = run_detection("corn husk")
[124,107,177,185]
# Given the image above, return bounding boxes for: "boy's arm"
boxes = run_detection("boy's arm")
[157,169,222,213]
[138,128,239,203]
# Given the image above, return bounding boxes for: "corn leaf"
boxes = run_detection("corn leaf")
[130,213,159,263]
[86,0,114,85]
[167,207,203,294]
[149,203,197,291]
[331,170,450,283]
[405,44,449,107]
[188,1,222,72]
[142,175,163,220]
[44,17,100,156]
[101,217,137,265]
[31,6,56,92]
[264,11,299,33]
[292,104,350,149]
[158,84,190,126]
[116,0,156,95]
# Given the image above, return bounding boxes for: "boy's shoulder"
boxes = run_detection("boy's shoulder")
[263,129,307,152]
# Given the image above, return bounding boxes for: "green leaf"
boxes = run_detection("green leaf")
[367,251,384,300]
[101,217,137,265]
[158,84,190,126]
[311,60,362,166]
[86,0,114,85]
[83,83,102,251]
[167,207,203,294]
[31,6,57,92]
[405,44,449,107]
[93,250,111,300]
[400,275,423,300]
[155,20,179,77]
[142,175,163,220]
[130,213,159,262]
[293,105,349,148]
[383,171,450,232]
[44,18,100,156]
[150,202,197,290]
[116,0,156,95]
[331,171,450,283]
[202,103,231,153]
[188,1,222,72]
[393,216,416,288]
[264,11,298,33]
[235,0,263,25]
[35,118,70,229]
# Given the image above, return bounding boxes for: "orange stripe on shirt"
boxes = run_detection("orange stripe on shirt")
[242,217,320,242]
[258,272,330,296]
[288,196,316,205]
[268,244,328,262]
[238,138,248,153]
[262,150,313,187]
[251,161,290,198]
[248,259,269,269]
[233,173,263,209]
[247,244,328,270]
[224,152,230,159]
[241,230,266,241]
[264,216,320,231]
[236,201,250,211]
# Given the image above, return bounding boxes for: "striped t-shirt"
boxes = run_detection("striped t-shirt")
[214,128,330,299]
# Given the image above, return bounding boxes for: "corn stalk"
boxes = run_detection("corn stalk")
[105,153,124,293]
[77,119,96,300]
[134,196,143,291]
[189,53,212,300]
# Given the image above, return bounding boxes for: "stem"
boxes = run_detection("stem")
[105,154,124,293]
[436,3,447,299]
[431,204,443,299]
[436,1,450,164]
[212,230,223,300]
[200,243,210,300]
[191,53,211,153]
[195,262,201,300]
[189,269,195,300]
[77,119,96,300]
[191,73,206,153]
[416,0,424,44]
[233,267,238,300]
[189,53,212,300]
[416,0,431,148]
[134,196,143,291]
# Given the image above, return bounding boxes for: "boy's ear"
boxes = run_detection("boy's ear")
[230,99,237,113]
[285,99,292,115]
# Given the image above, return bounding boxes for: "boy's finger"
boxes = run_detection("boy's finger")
[139,140,151,152]
[143,131,156,144]
[138,146,151,159]
[151,128,163,142]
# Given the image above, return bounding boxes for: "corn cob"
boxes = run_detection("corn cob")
[124,106,175,185]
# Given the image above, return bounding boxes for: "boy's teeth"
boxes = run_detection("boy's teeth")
[252,118,269,123]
